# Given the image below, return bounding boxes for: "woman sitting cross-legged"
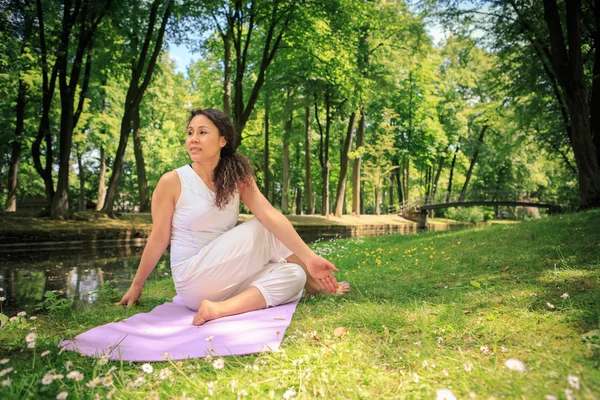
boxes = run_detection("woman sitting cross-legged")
[116,108,350,326]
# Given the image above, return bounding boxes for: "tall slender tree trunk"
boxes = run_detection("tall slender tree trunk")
[281,91,293,213]
[133,107,150,212]
[334,111,356,217]
[76,149,85,212]
[102,0,173,217]
[222,30,233,118]
[352,107,365,216]
[431,155,445,200]
[403,159,410,202]
[446,147,458,203]
[264,96,270,201]
[393,156,403,204]
[6,75,27,211]
[304,106,313,214]
[459,125,488,202]
[96,146,106,211]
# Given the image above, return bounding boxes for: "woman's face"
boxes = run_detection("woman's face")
[186,114,227,162]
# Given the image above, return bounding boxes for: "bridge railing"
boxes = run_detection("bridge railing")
[399,189,560,215]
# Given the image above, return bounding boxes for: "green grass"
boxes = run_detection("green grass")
[1,210,599,399]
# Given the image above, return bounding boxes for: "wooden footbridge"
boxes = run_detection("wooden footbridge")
[399,190,564,229]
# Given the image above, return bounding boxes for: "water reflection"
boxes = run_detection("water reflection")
[0,222,468,316]
[0,243,171,316]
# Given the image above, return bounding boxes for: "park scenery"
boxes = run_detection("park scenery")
[0,0,599,399]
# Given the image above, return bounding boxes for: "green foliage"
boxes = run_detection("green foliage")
[35,291,74,313]
[444,206,495,223]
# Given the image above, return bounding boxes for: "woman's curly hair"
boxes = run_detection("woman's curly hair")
[187,109,257,210]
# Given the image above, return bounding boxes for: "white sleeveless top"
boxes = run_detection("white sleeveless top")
[170,165,240,267]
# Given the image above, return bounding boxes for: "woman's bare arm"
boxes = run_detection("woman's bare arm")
[116,171,180,306]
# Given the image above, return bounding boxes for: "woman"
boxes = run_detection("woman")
[116,108,349,326]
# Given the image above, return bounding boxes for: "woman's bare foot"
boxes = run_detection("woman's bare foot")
[193,299,221,326]
[305,281,351,297]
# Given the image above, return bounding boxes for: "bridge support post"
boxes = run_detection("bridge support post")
[418,210,428,230]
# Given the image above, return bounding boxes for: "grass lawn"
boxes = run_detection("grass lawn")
[0,210,598,399]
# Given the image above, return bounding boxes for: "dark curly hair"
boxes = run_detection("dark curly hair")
[187,109,257,210]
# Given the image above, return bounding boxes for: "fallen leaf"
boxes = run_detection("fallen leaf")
[334,327,347,337]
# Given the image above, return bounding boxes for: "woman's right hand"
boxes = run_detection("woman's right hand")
[115,283,143,308]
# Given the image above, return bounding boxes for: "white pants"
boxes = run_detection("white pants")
[171,217,306,311]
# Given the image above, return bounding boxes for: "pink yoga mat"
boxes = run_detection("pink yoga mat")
[58,295,300,362]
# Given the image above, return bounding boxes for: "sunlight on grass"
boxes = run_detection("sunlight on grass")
[1,210,598,399]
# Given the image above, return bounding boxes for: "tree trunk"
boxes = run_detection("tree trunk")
[102,0,173,217]
[543,0,600,208]
[6,74,27,212]
[404,159,410,202]
[334,111,356,217]
[295,187,302,215]
[459,125,488,202]
[304,106,314,214]
[133,107,150,212]
[314,87,331,217]
[352,107,365,215]
[264,96,270,201]
[76,149,85,212]
[431,155,445,201]
[222,30,233,118]
[51,1,110,219]
[446,148,458,203]
[96,145,106,211]
[281,91,292,213]
[393,156,403,204]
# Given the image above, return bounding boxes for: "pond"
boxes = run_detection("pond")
[0,222,469,316]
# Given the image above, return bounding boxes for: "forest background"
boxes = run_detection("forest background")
[1,0,598,220]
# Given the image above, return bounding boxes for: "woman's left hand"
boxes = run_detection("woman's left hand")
[304,254,339,293]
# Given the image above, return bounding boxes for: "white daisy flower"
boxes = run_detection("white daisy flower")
[545,395,558,400]
[205,354,213,363]
[0,297,5,302]
[27,341,36,348]
[25,333,37,343]
[106,366,117,375]
[283,388,297,399]
[436,389,457,400]
[480,345,492,355]
[561,293,569,299]
[205,336,214,341]
[504,358,526,372]
[102,375,113,386]
[567,375,580,390]
[30,316,38,320]
[163,352,169,360]
[565,389,575,400]
[65,361,72,371]
[97,355,108,365]
[1,378,10,387]
[41,375,54,385]
[231,380,237,392]
[141,363,153,373]
[53,374,64,380]
[501,346,508,353]
[0,368,13,377]
[463,361,473,372]
[0,359,8,364]
[0,287,3,292]
[442,369,449,377]
[413,340,422,347]
[41,350,51,357]
[17,311,26,317]
[213,358,225,369]
[85,379,97,388]
[133,377,145,387]
[413,373,419,383]
[56,392,68,400]
[159,368,171,380]
[66,371,84,381]
[106,388,116,399]
[547,302,556,309]
[148,391,159,400]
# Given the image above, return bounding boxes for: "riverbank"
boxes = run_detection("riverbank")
[0,210,598,398]
[0,212,485,248]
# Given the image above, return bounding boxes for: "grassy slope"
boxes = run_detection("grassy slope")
[0,210,598,399]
